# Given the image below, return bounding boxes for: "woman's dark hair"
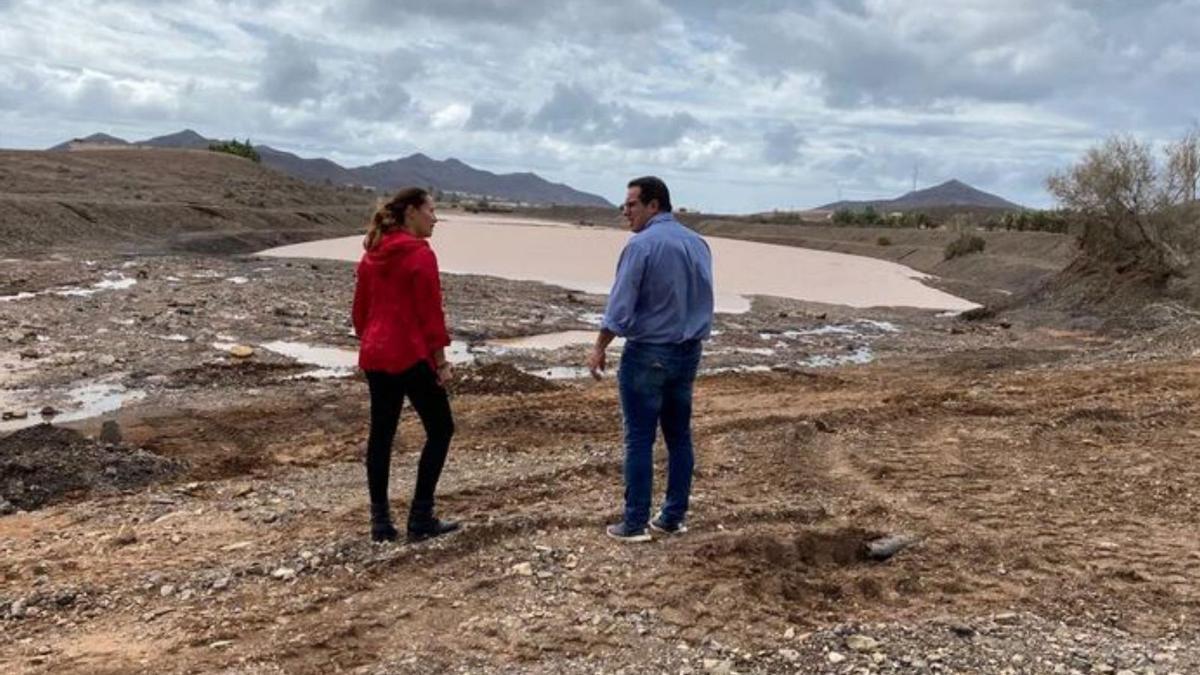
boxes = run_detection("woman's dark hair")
[627,175,672,212]
[364,187,430,250]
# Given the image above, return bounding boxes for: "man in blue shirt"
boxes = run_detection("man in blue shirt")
[587,176,714,542]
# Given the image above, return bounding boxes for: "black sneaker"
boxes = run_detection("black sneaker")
[606,522,652,543]
[649,516,687,535]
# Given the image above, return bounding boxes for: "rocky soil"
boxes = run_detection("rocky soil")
[1,150,1199,672]
[0,246,1197,673]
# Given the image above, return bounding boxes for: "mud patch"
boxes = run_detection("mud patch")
[452,363,560,396]
[164,361,312,388]
[0,425,183,511]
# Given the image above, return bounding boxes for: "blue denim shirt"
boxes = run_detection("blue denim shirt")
[601,212,714,344]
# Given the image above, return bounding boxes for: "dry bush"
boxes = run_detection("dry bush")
[944,233,985,260]
[1047,129,1200,276]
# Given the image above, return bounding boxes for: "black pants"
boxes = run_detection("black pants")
[365,362,454,515]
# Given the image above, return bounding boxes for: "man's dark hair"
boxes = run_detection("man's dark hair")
[628,176,672,212]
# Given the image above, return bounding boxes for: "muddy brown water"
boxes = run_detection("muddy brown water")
[259,212,978,313]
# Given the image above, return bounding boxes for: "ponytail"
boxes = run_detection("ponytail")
[364,187,430,250]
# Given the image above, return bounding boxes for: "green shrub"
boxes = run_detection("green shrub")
[944,233,986,260]
[209,138,260,163]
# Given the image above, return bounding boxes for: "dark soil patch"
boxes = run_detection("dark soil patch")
[0,424,184,511]
[932,347,1072,373]
[452,363,560,396]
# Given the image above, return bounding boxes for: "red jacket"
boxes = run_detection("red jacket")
[352,231,451,373]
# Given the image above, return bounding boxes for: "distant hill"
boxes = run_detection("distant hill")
[48,130,612,207]
[140,129,211,148]
[48,133,130,151]
[818,179,1024,212]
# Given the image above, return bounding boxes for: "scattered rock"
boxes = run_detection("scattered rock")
[511,562,534,577]
[109,524,138,547]
[846,634,880,652]
[228,344,255,358]
[702,658,733,674]
[866,534,918,561]
[271,567,297,581]
[827,651,846,664]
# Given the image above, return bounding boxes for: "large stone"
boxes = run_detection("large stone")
[99,420,122,444]
[228,345,254,358]
[271,567,297,581]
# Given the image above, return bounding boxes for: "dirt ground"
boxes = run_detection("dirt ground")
[2,149,1199,673]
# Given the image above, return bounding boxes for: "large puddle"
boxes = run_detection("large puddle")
[258,212,976,313]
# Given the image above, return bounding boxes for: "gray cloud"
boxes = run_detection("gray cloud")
[467,100,527,132]
[762,122,803,164]
[258,35,322,106]
[3,0,1198,212]
[338,0,669,33]
[340,81,412,121]
[334,47,422,121]
[531,83,698,148]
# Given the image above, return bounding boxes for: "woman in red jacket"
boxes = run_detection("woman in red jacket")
[352,187,459,543]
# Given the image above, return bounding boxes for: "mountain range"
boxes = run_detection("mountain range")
[50,130,612,207]
[817,179,1024,212]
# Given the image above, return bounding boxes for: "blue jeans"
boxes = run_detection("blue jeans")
[618,339,703,530]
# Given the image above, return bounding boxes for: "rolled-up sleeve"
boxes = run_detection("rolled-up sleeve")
[600,243,647,336]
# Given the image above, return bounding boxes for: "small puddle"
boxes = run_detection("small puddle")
[802,346,875,368]
[260,341,359,378]
[54,272,137,297]
[252,339,478,379]
[487,330,621,351]
[1,379,147,433]
[524,366,595,380]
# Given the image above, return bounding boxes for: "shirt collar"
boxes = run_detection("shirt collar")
[643,212,673,229]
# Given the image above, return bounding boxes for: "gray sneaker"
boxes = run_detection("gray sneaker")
[606,522,652,543]
[649,516,687,535]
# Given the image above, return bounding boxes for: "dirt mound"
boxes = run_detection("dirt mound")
[0,148,371,254]
[0,424,183,512]
[686,527,896,619]
[452,363,560,396]
[697,527,879,571]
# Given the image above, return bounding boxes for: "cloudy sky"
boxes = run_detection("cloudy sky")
[1,0,1198,212]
